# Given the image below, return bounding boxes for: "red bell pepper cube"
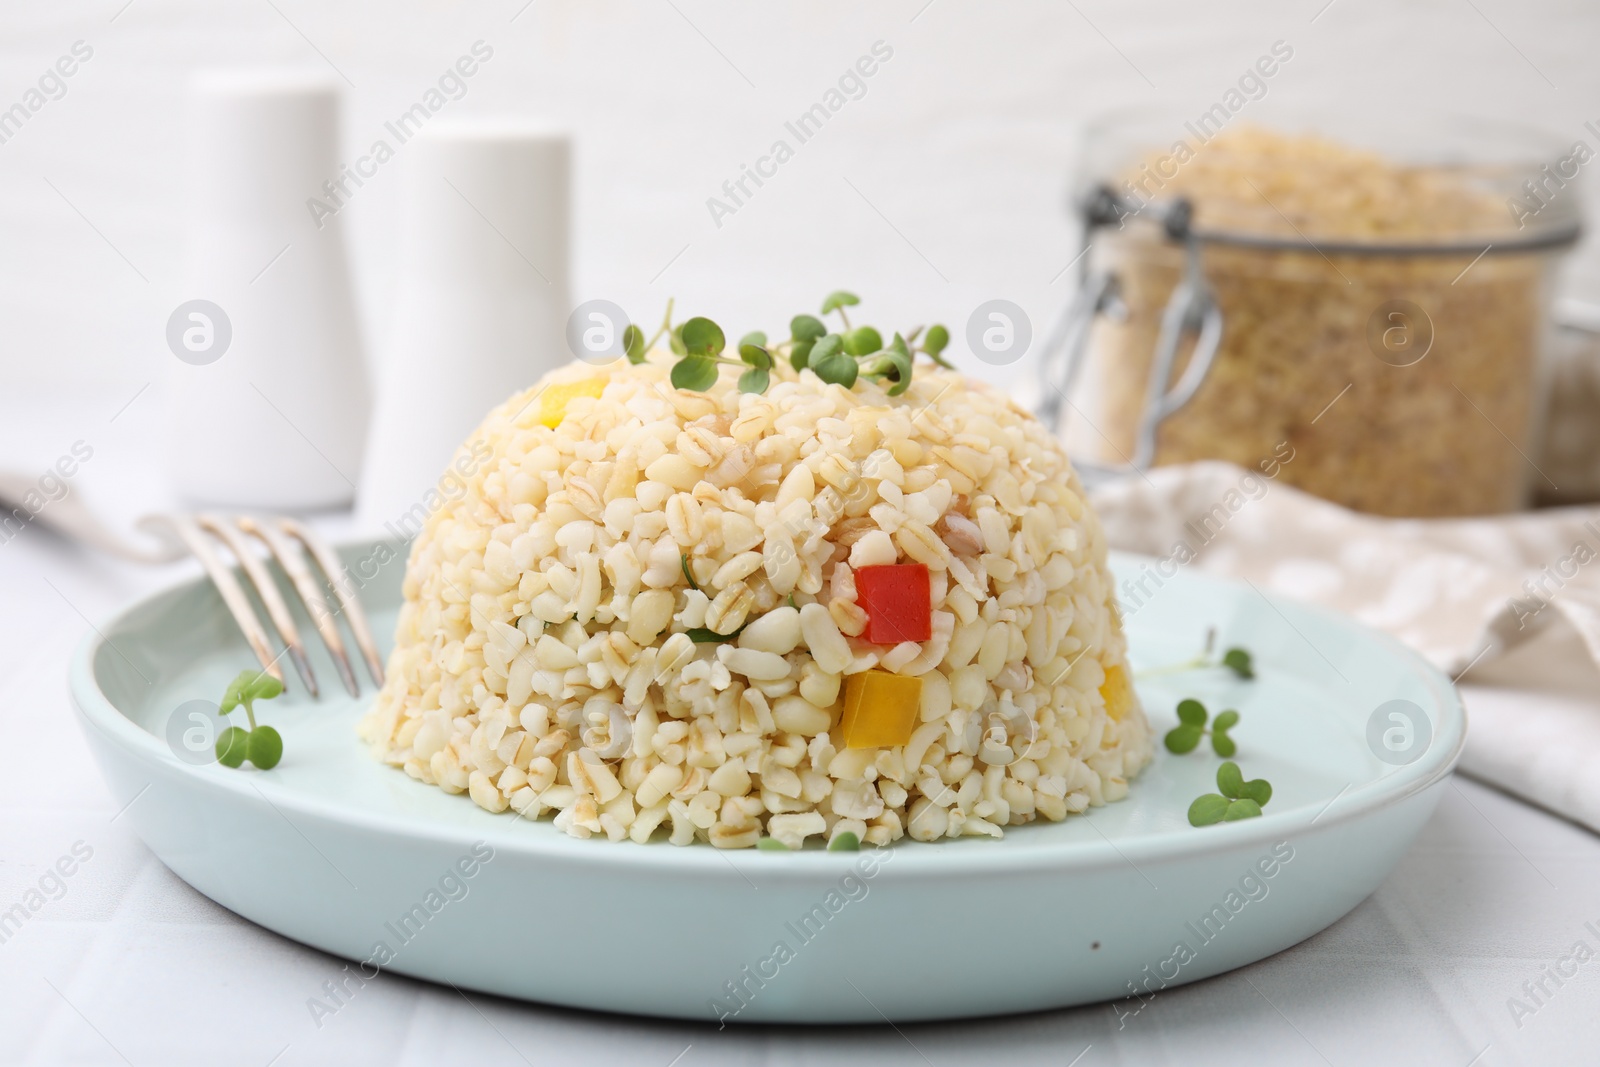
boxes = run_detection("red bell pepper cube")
[855,563,932,644]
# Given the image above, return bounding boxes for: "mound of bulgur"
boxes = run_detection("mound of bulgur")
[359,354,1152,847]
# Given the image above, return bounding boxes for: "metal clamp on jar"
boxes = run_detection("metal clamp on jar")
[1036,186,1223,482]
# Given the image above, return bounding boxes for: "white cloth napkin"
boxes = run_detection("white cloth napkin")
[1090,461,1600,833]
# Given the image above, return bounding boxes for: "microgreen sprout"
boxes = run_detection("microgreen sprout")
[821,289,859,329]
[756,836,792,851]
[1163,699,1241,756]
[625,293,952,398]
[624,299,674,365]
[680,552,699,591]
[216,669,285,770]
[808,333,857,388]
[669,316,728,392]
[1188,761,1273,826]
[1138,627,1256,681]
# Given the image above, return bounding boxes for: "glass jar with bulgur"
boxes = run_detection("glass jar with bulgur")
[1042,116,1582,517]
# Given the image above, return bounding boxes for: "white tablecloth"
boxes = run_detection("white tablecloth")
[3,391,1600,1067]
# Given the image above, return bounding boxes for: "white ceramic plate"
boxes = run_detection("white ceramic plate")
[71,545,1463,1024]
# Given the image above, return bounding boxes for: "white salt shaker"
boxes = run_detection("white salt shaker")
[356,120,571,536]
[166,70,371,510]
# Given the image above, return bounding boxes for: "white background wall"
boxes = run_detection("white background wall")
[1,0,1597,432]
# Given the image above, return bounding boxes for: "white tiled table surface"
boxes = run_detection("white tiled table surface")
[4,389,1600,1067]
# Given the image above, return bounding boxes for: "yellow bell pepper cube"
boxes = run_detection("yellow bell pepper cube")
[838,669,922,750]
[537,377,606,429]
[1100,662,1132,722]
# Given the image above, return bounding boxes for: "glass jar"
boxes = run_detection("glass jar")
[1044,111,1582,517]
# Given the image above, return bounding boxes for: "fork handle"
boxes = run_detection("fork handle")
[0,470,184,562]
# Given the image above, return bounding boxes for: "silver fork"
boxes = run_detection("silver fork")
[0,470,383,698]
[153,514,385,698]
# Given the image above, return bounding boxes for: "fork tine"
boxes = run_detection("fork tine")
[197,514,319,698]
[157,514,285,685]
[240,516,360,698]
[280,518,386,688]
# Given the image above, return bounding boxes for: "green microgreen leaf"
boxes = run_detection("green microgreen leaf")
[1164,724,1203,754]
[923,323,951,362]
[824,294,855,328]
[739,342,773,391]
[1211,708,1240,757]
[1176,699,1208,727]
[680,316,726,357]
[738,330,767,350]
[756,836,792,851]
[1223,798,1263,821]
[1222,647,1254,679]
[216,726,249,768]
[808,332,843,363]
[220,669,282,720]
[791,314,826,343]
[821,290,860,316]
[686,623,749,643]
[220,676,246,715]
[1216,761,1271,805]
[680,552,699,591]
[1237,777,1272,806]
[808,333,858,388]
[737,366,769,394]
[669,323,687,356]
[250,672,284,701]
[789,339,815,373]
[670,355,719,392]
[827,831,861,852]
[1216,761,1245,799]
[623,324,647,364]
[248,725,283,770]
[858,333,914,396]
[1188,793,1229,826]
[842,325,882,356]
